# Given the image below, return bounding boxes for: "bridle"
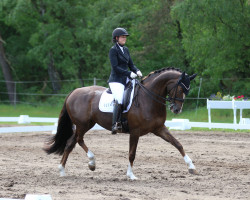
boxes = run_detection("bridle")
[135,76,189,106]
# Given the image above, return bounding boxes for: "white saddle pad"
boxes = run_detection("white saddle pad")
[99,79,136,113]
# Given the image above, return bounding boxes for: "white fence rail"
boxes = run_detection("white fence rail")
[0,115,103,133]
[0,115,58,124]
[207,99,250,130]
[0,115,249,133]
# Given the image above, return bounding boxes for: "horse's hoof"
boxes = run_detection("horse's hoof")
[88,163,96,171]
[89,161,95,171]
[130,176,138,180]
[127,172,138,180]
[189,168,199,175]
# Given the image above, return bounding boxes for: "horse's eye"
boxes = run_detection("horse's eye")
[178,87,183,94]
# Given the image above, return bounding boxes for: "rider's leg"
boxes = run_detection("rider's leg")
[112,100,122,133]
[109,82,124,134]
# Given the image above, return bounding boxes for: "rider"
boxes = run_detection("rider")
[108,27,143,134]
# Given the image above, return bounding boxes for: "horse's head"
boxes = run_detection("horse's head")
[168,72,197,114]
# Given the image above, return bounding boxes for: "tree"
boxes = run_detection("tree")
[172,0,250,78]
[1,0,248,105]
[131,0,190,75]
[0,32,15,103]
[172,0,250,96]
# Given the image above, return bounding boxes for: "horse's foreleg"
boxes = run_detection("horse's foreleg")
[154,126,198,175]
[78,139,96,171]
[59,133,77,176]
[127,134,139,180]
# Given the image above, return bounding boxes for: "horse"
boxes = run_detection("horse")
[44,67,198,180]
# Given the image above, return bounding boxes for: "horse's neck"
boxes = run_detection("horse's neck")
[135,72,174,118]
[144,72,177,97]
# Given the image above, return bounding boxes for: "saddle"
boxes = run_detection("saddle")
[106,81,133,110]
[99,80,136,133]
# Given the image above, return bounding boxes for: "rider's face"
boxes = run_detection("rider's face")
[117,35,127,45]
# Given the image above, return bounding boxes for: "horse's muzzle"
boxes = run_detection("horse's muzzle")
[170,103,182,114]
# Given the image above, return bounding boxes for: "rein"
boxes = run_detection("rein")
[135,78,185,106]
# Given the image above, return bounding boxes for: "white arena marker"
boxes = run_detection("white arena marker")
[0,199,22,200]
[25,194,52,200]
[18,115,30,124]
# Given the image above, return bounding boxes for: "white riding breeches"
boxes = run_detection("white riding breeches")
[109,82,125,104]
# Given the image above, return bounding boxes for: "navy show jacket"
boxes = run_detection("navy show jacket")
[108,43,139,86]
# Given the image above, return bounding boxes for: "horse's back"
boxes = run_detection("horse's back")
[68,86,106,101]
[65,86,107,123]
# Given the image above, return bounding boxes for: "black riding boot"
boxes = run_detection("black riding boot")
[111,101,122,134]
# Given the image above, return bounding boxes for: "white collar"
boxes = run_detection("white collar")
[117,43,124,52]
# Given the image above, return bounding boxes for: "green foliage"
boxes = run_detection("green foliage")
[0,0,249,104]
[171,0,250,78]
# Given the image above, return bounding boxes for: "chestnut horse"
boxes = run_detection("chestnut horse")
[44,67,198,180]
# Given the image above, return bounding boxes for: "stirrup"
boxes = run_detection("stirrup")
[111,122,122,134]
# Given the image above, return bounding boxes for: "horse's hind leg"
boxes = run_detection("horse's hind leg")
[59,129,77,176]
[76,123,96,171]
[59,123,95,176]
[154,126,198,175]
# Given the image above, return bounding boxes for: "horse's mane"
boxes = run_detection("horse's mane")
[141,67,182,84]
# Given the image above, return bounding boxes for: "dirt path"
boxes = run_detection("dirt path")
[0,130,249,200]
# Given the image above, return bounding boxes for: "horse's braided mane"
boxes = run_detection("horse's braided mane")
[141,67,182,83]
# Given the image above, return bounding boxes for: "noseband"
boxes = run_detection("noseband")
[136,77,188,106]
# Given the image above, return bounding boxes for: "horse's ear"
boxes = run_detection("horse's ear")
[189,74,197,81]
[181,71,186,79]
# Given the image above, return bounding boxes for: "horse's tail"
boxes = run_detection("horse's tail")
[44,93,73,155]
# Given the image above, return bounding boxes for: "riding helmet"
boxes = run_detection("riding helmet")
[112,28,129,42]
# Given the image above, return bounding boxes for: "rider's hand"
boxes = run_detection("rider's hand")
[137,70,143,78]
[130,72,137,79]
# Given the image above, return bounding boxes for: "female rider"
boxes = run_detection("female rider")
[108,27,142,134]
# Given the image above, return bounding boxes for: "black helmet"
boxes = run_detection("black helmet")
[112,28,129,40]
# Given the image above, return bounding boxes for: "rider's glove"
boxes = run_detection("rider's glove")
[130,72,137,79]
[136,70,143,78]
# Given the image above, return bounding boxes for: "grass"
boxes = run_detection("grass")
[0,104,61,117]
[0,104,61,125]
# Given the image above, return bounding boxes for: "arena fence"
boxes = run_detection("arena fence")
[207,99,250,128]
[0,115,249,134]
